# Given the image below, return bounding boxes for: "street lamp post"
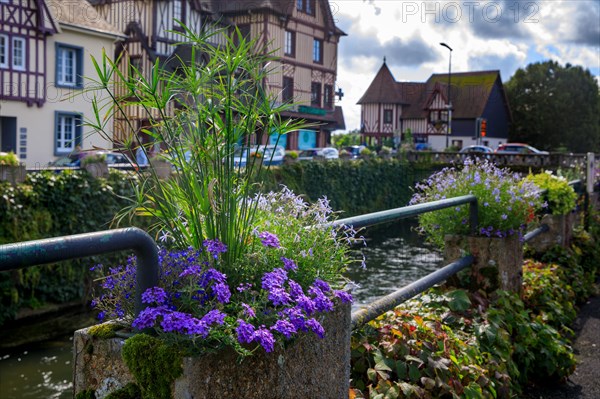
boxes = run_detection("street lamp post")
[440,42,452,149]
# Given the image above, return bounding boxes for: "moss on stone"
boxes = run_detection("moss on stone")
[75,389,95,399]
[88,322,121,339]
[122,334,183,399]
[105,383,142,399]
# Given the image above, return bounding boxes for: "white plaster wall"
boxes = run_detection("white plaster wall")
[0,27,115,168]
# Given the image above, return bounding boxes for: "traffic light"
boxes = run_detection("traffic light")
[480,119,487,137]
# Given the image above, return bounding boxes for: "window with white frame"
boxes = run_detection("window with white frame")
[0,34,7,68]
[55,112,82,154]
[11,36,25,70]
[56,43,83,88]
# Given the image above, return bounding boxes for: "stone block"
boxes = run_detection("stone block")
[73,302,351,398]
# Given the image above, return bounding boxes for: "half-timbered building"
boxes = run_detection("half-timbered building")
[358,60,511,151]
[89,0,346,150]
[0,0,123,167]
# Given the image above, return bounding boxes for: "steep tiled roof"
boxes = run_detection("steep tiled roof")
[362,66,505,119]
[357,62,405,104]
[209,0,346,36]
[47,0,123,37]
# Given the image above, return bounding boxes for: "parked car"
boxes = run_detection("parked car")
[415,143,432,151]
[233,145,285,167]
[297,147,339,161]
[459,145,494,154]
[344,145,366,158]
[49,150,138,169]
[495,143,549,155]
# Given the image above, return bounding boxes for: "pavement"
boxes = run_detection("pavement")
[523,279,600,399]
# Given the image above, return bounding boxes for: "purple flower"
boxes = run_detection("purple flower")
[261,268,288,291]
[313,279,331,292]
[242,303,256,318]
[309,287,334,312]
[295,294,316,315]
[334,290,353,303]
[306,318,325,338]
[271,319,297,339]
[132,306,168,330]
[237,283,253,292]
[202,309,226,326]
[212,282,231,303]
[179,265,202,278]
[236,319,255,344]
[141,287,168,305]
[258,231,281,248]
[280,257,297,271]
[287,280,304,300]
[284,307,307,331]
[268,287,292,306]
[254,326,275,352]
[203,239,227,258]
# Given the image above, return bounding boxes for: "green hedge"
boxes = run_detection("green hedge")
[0,170,143,324]
[262,159,437,216]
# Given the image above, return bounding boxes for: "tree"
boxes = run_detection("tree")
[506,60,600,153]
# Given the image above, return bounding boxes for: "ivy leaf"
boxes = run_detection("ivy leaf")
[420,377,436,390]
[396,361,408,380]
[446,290,471,312]
[408,364,421,382]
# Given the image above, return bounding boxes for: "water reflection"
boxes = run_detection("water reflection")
[0,337,73,399]
[345,220,443,311]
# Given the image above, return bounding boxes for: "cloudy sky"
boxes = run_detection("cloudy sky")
[330,0,600,132]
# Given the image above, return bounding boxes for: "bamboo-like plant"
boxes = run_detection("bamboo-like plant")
[85,26,307,274]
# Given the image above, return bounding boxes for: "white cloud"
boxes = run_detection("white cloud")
[332,0,599,133]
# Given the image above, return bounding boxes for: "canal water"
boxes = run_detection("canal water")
[0,220,442,398]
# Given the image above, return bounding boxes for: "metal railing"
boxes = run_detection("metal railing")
[0,227,158,318]
[0,176,590,331]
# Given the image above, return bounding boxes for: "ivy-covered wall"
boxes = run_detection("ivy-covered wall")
[0,161,433,326]
[262,159,437,216]
[0,171,142,325]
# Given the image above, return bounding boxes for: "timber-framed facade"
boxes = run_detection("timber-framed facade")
[1,0,122,167]
[89,0,346,150]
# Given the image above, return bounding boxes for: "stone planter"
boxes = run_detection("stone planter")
[83,162,109,178]
[444,234,523,294]
[526,213,576,253]
[73,302,351,398]
[0,164,26,185]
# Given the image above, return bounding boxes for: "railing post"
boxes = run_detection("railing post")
[585,152,596,229]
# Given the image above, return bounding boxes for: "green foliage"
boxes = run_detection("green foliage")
[86,24,308,275]
[350,225,600,399]
[0,170,146,325]
[81,154,106,166]
[351,288,512,398]
[88,322,121,339]
[121,334,183,399]
[0,151,19,166]
[75,389,96,399]
[506,60,600,153]
[105,383,141,399]
[526,171,577,215]
[410,158,542,249]
[263,159,434,217]
[332,130,362,148]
